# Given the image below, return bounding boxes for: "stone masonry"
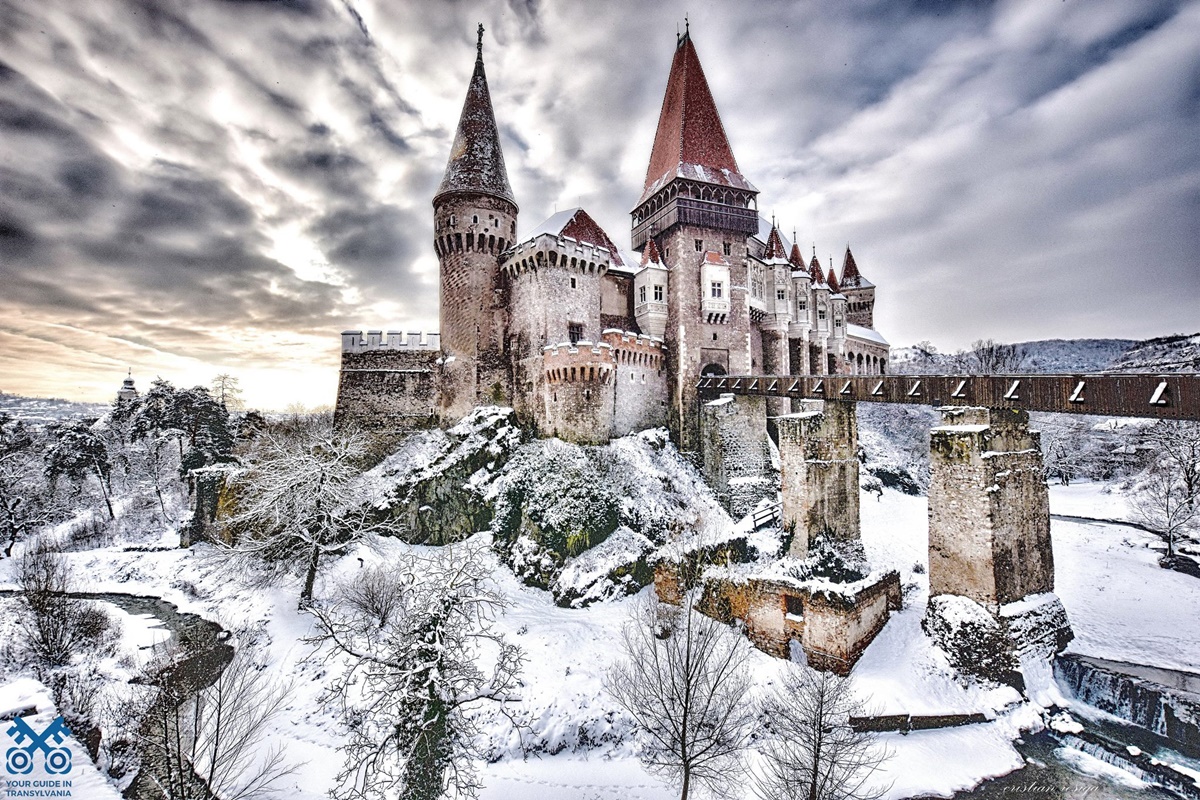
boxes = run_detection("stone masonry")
[928,406,1054,608]
[699,393,774,519]
[776,399,861,557]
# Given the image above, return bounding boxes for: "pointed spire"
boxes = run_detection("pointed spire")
[826,266,840,294]
[763,224,787,261]
[639,31,756,203]
[641,237,665,267]
[434,24,516,208]
[788,241,806,269]
[839,245,871,288]
[809,253,825,285]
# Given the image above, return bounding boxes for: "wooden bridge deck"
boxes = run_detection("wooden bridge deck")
[695,373,1200,421]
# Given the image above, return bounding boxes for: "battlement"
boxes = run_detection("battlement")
[341,330,441,353]
[601,329,666,368]
[543,340,616,383]
[503,233,616,278]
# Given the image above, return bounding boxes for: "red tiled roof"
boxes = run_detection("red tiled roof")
[641,237,665,266]
[826,267,840,294]
[839,246,873,289]
[763,225,787,261]
[788,242,806,269]
[434,34,515,208]
[639,33,755,204]
[809,255,825,285]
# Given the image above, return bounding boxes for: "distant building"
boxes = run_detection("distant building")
[336,27,890,450]
[117,370,138,404]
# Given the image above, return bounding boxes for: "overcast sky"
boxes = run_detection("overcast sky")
[1,0,1197,409]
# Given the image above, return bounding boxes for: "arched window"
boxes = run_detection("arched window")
[701,363,726,377]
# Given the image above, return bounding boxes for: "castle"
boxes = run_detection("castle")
[335,26,890,452]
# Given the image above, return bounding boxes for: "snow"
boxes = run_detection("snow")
[847,324,889,346]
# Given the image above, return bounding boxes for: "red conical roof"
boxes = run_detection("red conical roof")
[826,267,840,294]
[809,255,825,285]
[838,246,873,289]
[763,225,787,261]
[434,27,515,208]
[639,33,756,204]
[789,242,806,269]
[641,237,665,266]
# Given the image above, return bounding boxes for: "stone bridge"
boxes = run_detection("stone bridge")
[695,372,1198,677]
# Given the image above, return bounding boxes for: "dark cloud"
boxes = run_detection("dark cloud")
[0,0,1195,406]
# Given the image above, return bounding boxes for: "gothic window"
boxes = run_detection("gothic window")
[654,285,663,301]
[711,281,723,299]
[568,323,583,344]
[639,286,647,303]
[694,239,703,252]
[723,242,731,256]
[777,288,786,301]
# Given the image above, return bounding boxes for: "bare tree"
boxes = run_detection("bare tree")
[1130,464,1198,558]
[754,665,889,800]
[136,645,296,800]
[953,339,1026,375]
[221,421,386,607]
[211,373,246,412]
[1140,421,1200,508]
[605,592,756,800]
[307,546,523,800]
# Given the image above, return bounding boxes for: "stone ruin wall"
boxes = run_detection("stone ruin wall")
[334,331,442,435]
[699,393,775,519]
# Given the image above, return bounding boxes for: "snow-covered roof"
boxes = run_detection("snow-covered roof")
[752,217,792,252]
[847,324,889,346]
[519,207,637,272]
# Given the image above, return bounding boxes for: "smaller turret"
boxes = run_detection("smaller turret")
[117,370,138,403]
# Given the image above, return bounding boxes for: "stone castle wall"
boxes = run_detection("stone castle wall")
[699,393,775,520]
[335,331,441,434]
[777,399,860,557]
[540,340,616,444]
[606,329,668,436]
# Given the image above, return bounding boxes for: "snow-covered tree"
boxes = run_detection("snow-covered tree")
[221,422,383,606]
[0,414,59,557]
[210,372,245,411]
[307,546,524,800]
[953,339,1026,374]
[45,419,116,520]
[1131,464,1198,558]
[605,592,756,800]
[754,665,888,800]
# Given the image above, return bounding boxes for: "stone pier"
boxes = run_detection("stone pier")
[924,406,1072,680]
[699,393,775,520]
[776,399,860,558]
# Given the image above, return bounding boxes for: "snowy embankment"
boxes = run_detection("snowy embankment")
[2,462,1193,798]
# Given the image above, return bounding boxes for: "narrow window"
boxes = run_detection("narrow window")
[723,242,731,256]
[818,308,827,321]
[449,214,457,227]
[694,239,703,252]
[785,595,804,619]
[568,323,583,344]
[654,285,663,302]
[570,277,577,289]
[711,281,723,299]
[712,332,718,342]
[639,286,647,303]
[777,288,786,301]
[472,214,478,224]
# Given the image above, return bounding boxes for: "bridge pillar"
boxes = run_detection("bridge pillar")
[699,393,776,520]
[777,399,860,558]
[761,328,791,420]
[925,406,1072,681]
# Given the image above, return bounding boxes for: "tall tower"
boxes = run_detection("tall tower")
[631,30,759,453]
[433,24,518,421]
[838,246,876,329]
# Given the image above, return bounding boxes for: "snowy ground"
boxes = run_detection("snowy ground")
[1,477,1196,799]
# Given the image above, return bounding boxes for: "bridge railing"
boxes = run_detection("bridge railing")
[695,373,1200,421]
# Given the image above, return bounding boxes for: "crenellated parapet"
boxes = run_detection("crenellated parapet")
[601,329,666,369]
[341,330,442,353]
[543,340,616,384]
[502,233,617,279]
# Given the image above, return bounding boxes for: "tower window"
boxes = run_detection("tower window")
[449,214,456,227]
[472,214,478,224]
[694,239,703,252]
[711,281,723,299]
[723,242,731,256]
[571,277,577,289]
[712,333,718,341]
[654,285,663,301]
[568,323,583,344]
[818,308,827,321]
[777,288,786,301]
[639,286,647,303]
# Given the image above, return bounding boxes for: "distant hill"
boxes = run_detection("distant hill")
[0,392,110,424]
[1105,333,1200,373]
[891,335,1198,375]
